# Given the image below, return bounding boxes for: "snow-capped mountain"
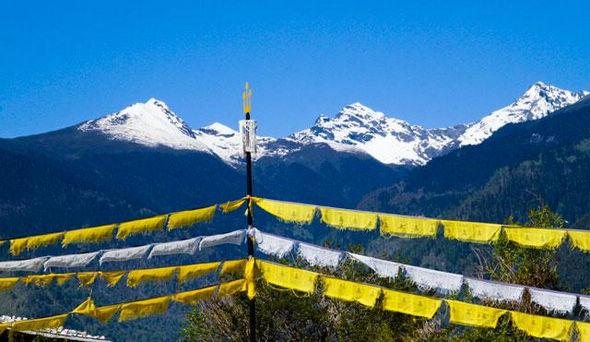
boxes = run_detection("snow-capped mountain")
[77,82,588,167]
[458,82,589,146]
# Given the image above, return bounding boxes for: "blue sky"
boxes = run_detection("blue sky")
[1,1,588,138]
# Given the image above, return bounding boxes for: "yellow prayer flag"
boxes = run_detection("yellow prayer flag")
[27,232,65,251]
[253,198,317,224]
[11,314,69,331]
[447,300,506,328]
[62,224,116,246]
[9,238,28,256]
[220,259,247,276]
[100,271,126,287]
[167,205,217,230]
[220,198,246,213]
[119,296,171,322]
[319,207,377,231]
[0,277,19,291]
[218,279,247,297]
[510,311,573,341]
[90,304,121,323]
[173,285,217,304]
[379,214,439,238]
[72,298,97,315]
[244,257,256,300]
[54,273,75,286]
[23,274,56,286]
[177,262,221,284]
[504,227,566,249]
[576,321,590,342]
[381,289,442,319]
[322,277,382,308]
[77,272,99,287]
[257,260,318,293]
[442,220,502,243]
[566,230,590,252]
[116,215,167,240]
[127,266,178,288]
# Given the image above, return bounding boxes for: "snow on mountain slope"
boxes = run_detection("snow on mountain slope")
[79,98,210,152]
[459,82,589,146]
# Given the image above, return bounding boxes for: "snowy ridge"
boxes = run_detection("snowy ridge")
[77,82,588,166]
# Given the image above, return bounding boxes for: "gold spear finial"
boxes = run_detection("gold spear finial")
[242,82,252,114]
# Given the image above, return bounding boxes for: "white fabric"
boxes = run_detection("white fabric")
[199,229,246,250]
[99,244,152,264]
[43,252,100,271]
[528,287,577,313]
[253,229,295,258]
[148,237,201,258]
[465,277,525,302]
[348,253,402,279]
[402,265,463,294]
[297,242,343,268]
[0,257,49,273]
[579,295,590,313]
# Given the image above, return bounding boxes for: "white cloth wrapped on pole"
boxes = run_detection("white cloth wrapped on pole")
[528,287,578,314]
[43,251,101,271]
[348,253,402,279]
[402,265,464,294]
[199,229,246,250]
[465,277,525,302]
[253,229,296,258]
[297,242,343,268]
[99,244,152,265]
[148,237,201,258]
[0,257,49,273]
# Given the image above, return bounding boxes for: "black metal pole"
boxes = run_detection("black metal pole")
[245,111,256,342]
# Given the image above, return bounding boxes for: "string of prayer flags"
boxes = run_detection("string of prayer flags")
[116,215,167,240]
[447,300,507,328]
[62,224,116,247]
[379,214,439,238]
[167,205,217,230]
[253,197,317,224]
[504,227,567,249]
[319,207,378,231]
[381,288,442,319]
[442,220,502,243]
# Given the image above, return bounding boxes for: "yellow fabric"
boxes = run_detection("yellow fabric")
[127,266,178,288]
[90,304,121,323]
[322,277,381,308]
[23,274,75,286]
[442,220,502,243]
[568,230,590,252]
[381,289,442,319]
[62,224,116,246]
[27,232,65,251]
[173,285,217,304]
[244,257,256,299]
[218,279,247,297]
[72,298,96,315]
[447,300,506,328]
[257,260,318,293]
[100,271,126,287]
[254,198,317,224]
[9,237,28,256]
[220,259,247,276]
[54,273,75,286]
[77,272,99,287]
[505,227,566,249]
[319,207,378,230]
[177,262,221,283]
[510,311,573,341]
[379,214,439,238]
[0,277,19,291]
[116,214,167,240]
[220,198,246,213]
[11,314,69,331]
[119,296,171,322]
[576,322,590,342]
[167,205,217,230]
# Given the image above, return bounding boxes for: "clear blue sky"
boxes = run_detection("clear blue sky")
[1,1,589,138]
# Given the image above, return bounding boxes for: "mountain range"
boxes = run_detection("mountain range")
[78,81,589,166]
